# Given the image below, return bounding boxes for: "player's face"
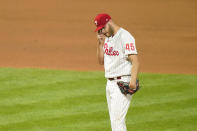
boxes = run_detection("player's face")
[98,23,113,37]
[104,23,113,37]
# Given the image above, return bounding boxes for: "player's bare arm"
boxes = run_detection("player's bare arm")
[128,54,140,89]
[96,32,105,65]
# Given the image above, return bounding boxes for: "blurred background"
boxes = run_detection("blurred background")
[0,0,197,74]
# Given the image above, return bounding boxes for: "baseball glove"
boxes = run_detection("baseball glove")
[117,80,140,95]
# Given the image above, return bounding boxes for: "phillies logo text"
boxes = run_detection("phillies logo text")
[104,43,119,56]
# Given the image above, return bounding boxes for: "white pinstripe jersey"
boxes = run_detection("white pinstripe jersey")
[103,28,138,78]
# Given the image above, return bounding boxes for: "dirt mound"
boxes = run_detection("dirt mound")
[0,0,197,74]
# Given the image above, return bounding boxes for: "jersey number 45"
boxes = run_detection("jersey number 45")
[126,43,135,51]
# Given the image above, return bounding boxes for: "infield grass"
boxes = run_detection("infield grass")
[0,68,196,131]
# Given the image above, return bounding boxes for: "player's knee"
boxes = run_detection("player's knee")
[111,116,125,126]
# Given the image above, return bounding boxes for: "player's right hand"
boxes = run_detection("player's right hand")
[97,34,105,45]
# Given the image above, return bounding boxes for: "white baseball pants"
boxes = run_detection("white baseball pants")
[106,76,132,131]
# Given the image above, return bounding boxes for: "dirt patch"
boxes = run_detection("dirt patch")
[0,0,197,74]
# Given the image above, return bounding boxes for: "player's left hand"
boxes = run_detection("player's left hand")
[117,79,140,95]
[129,80,137,90]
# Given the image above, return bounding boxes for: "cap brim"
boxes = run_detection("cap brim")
[95,25,105,32]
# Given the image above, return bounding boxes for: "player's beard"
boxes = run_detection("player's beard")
[104,24,114,38]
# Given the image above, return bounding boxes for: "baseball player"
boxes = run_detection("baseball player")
[94,14,140,131]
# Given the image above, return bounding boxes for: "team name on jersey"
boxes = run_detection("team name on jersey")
[104,43,119,56]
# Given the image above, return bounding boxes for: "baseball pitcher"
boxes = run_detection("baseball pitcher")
[94,13,140,131]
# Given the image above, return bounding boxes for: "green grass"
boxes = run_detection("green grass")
[0,68,196,131]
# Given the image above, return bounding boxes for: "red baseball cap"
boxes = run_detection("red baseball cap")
[94,13,111,32]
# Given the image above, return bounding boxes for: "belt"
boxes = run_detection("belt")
[108,75,131,81]
[108,76,122,81]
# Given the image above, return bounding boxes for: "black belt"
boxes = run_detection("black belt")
[108,75,131,81]
[108,76,122,81]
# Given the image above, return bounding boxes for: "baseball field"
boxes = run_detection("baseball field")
[0,0,197,131]
[0,68,196,131]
